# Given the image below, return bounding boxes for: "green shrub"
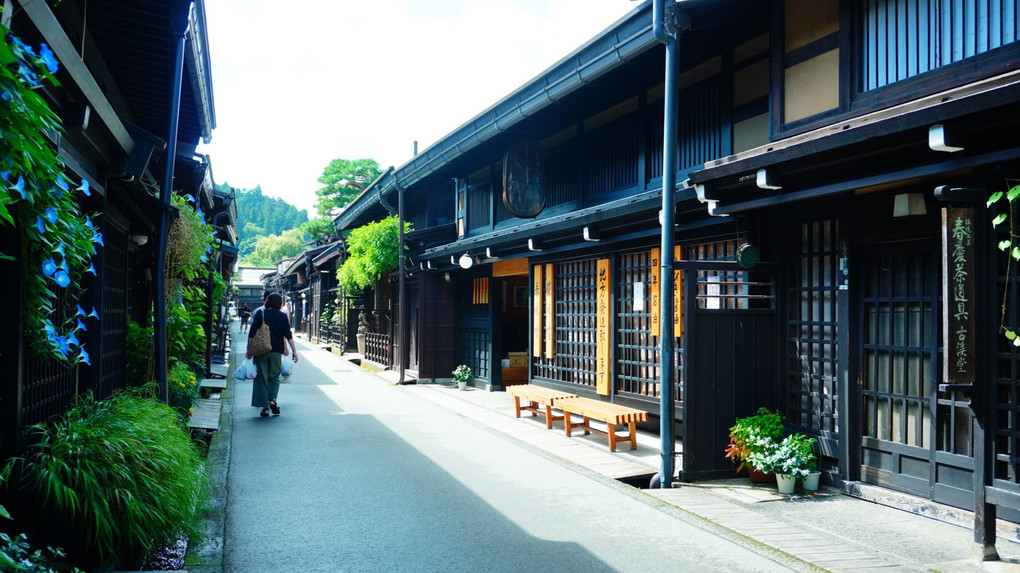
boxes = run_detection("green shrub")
[24,389,208,565]
[168,360,201,415]
[724,407,785,472]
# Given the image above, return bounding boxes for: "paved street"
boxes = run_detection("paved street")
[222,334,798,573]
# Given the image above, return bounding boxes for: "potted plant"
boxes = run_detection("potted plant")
[747,433,818,494]
[724,407,785,482]
[453,364,472,391]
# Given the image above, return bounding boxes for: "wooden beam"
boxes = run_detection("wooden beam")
[18,0,134,156]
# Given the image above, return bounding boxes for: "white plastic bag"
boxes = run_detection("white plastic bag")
[243,358,258,379]
[281,357,294,377]
[233,360,249,380]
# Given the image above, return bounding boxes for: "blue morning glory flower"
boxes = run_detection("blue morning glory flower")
[53,270,70,287]
[45,207,58,223]
[184,194,195,203]
[43,322,56,339]
[56,342,70,356]
[55,177,68,191]
[12,176,25,200]
[78,348,91,365]
[200,254,208,263]
[78,179,90,196]
[18,64,38,87]
[35,216,45,234]
[76,319,87,331]
[42,258,57,276]
[54,243,65,256]
[0,91,9,102]
[14,38,36,57]
[0,170,9,181]
[76,305,87,317]
[93,232,104,246]
[84,217,93,229]
[86,263,96,275]
[87,307,99,320]
[39,44,58,74]
[67,332,79,346]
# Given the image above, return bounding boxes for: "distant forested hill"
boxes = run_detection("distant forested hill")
[219,182,309,261]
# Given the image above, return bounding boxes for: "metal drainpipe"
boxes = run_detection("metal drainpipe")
[154,0,192,403]
[397,179,406,384]
[654,0,678,488]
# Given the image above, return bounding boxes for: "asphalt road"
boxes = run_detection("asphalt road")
[224,338,794,573]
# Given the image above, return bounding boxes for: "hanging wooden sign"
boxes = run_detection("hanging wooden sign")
[533,265,543,358]
[674,245,684,337]
[597,258,612,396]
[942,208,975,385]
[650,248,661,338]
[544,264,555,359]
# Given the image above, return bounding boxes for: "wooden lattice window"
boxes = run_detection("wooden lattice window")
[472,277,489,305]
[533,259,598,388]
[786,219,840,433]
[616,251,660,399]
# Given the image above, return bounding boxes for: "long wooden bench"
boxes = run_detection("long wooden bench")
[506,384,578,429]
[556,396,648,452]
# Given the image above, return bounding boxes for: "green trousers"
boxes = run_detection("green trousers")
[251,352,282,408]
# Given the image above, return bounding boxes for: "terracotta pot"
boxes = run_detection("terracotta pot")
[747,467,776,484]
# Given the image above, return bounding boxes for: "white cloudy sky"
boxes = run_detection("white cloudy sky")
[198,0,640,216]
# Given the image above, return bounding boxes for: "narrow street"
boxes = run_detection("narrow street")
[223,327,795,573]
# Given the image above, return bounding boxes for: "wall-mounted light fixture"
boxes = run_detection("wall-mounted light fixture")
[129,234,149,246]
[444,272,451,283]
[893,193,927,218]
[459,252,474,269]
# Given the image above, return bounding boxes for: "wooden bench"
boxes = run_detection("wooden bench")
[506,384,578,429]
[556,396,648,452]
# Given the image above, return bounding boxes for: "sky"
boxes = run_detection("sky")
[197,0,640,217]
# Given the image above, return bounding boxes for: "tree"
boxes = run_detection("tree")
[225,183,309,260]
[314,158,381,217]
[336,215,410,293]
[301,217,334,240]
[245,228,305,266]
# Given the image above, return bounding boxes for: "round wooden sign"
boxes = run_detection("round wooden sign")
[503,140,545,218]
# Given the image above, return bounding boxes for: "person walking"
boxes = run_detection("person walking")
[239,303,251,333]
[246,292,299,417]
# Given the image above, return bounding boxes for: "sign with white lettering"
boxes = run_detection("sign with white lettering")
[942,208,975,385]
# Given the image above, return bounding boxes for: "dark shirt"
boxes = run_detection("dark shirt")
[248,308,292,354]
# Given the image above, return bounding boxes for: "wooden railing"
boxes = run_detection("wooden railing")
[365,332,390,366]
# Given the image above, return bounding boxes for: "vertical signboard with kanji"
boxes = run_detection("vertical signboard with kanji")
[597,258,611,395]
[532,265,543,358]
[674,245,684,337]
[544,264,555,359]
[650,248,661,337]
[942,208,975,385]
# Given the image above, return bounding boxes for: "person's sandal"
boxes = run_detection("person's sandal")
[260,407,270,418]
[268,400,280,416]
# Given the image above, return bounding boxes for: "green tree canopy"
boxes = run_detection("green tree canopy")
[337,215,410,293]
[315,158,382,217]
[224,183,309,261]
[246,228,306,266]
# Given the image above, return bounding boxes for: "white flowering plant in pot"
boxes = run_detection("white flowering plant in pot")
[452,364,472,386]
[746,433,817,479]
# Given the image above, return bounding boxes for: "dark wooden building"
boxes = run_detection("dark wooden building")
[333,0,1020,550]
[0,0,231,458]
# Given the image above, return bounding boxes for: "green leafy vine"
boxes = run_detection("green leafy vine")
[1,23,100,364]
[989,179,1020,344]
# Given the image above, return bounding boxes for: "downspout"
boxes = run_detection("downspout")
[655,0,678,488]
[396,179,406,384]
[154,0,192,403]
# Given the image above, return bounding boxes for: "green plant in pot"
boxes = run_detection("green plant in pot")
[747,433,818,494]
[724,407,785,481]
[453,364,472,390]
